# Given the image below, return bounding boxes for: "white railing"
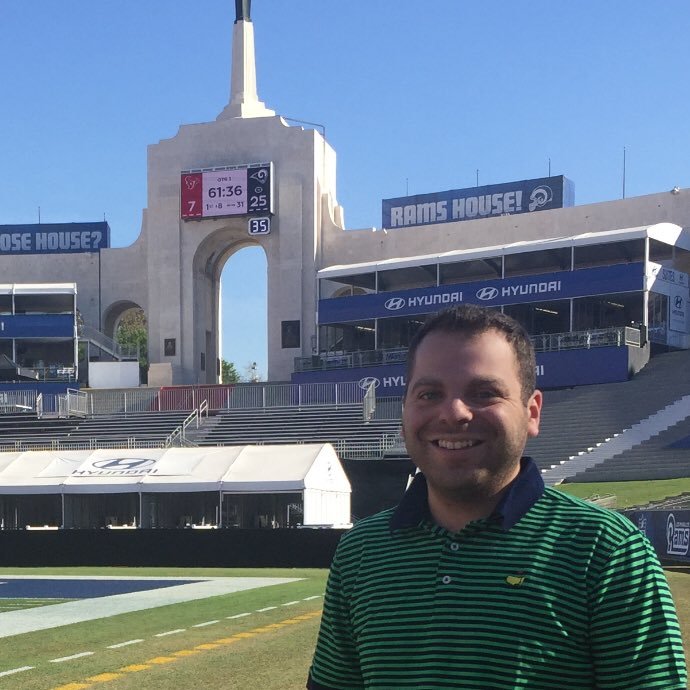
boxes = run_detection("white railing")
[0,389,36,414]
[165,400,208,448]
[86,381,367,415]
[67,388,88,417]
[334,432,405,460]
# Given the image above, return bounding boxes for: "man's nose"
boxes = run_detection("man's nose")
[441,396,473,423]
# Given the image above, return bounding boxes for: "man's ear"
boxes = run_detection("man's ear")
[527,389,542,438]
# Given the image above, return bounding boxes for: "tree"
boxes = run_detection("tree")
[116,309,148,370]
[221,359,240,384]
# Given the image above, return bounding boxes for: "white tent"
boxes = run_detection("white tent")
[0,444,351,529]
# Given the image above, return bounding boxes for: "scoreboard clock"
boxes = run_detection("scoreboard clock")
[180,162,273,220]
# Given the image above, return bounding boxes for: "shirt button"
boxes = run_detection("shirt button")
[450,542,459,551]
[442,575,452,584]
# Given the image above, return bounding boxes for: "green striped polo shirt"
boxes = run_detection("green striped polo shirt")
[308,458,687,689]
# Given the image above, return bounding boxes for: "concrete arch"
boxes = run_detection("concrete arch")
[102,300,145,341]
[189,226,267,385]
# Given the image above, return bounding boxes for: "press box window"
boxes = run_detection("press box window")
[282,320,300,349]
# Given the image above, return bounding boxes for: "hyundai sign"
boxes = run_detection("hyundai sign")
[382,175,574,229]
[319,262,644,324]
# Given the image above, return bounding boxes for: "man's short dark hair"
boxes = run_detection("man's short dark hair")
[405,305,537,402]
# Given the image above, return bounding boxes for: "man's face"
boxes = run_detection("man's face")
[402,329,541,506]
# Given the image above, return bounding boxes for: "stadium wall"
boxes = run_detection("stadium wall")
[624,509,690,564]
[0,528,345,568]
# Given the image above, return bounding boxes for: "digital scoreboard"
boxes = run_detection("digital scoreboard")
[180,162,273,220]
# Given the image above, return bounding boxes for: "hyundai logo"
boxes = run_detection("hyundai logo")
[675,296,684,309]
[476,286,499,301]
[385,297,406,311]
[92,458,156,470]
[358,377,381,390]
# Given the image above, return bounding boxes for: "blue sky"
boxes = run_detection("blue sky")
[2,1,689,379]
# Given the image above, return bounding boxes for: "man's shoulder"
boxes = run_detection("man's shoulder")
[538,486,638,535]
[336,507,397,550]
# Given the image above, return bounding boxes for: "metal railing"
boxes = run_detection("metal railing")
[80,325,138,360]
[363,380,376,421]
[165,400,208,447]
[295,327,635,373]
[0,389,37,414]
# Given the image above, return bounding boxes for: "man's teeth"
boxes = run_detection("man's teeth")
[436,439,477,449]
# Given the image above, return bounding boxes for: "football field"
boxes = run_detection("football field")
[0,567,327,690]
[1,566,689,689]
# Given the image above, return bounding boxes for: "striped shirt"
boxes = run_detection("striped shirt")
[308,458,687,689]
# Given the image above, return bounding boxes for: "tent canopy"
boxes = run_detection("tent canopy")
[0,444,351,496]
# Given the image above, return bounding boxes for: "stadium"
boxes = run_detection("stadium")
[1,4,690,688]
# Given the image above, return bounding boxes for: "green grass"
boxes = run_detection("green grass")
[0,567,327,690]
[555,478,690,508]
[0,566,689,689]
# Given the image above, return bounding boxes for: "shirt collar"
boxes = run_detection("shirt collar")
[390,456,544,533]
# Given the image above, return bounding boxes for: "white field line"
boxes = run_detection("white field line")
[107,639,144,649]
[50,652,94,663]
[0,666,34,677]
[155,628,186,637]
[227,612,252,619]
[191,620,219,628]
[282,601,300,606]
[256,606,277,612]
[303,595,322,600]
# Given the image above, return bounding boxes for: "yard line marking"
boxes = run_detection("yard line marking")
[227,612,251,619]
[192,619,219,628]
[0,665,34,677]
[87,672,122,682]
[256,606,277,612]
[147,656,177,665]
[50,652,94,663]
[107,639,144,649]
[155,628,186,637]
[119,664,150,672]
[303,595,322,600]
[282,600,300,606]
[48,609,323,690]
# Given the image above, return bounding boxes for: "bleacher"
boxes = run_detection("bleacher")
[190,403,402,458]
[528,349,690,482]
[0,410,191,450]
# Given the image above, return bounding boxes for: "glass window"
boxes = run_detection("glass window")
[503,300,570,335]
[377,264,436,292]
[572,293,643,331]
[504,248,571,278]
[439,257,502,285]
[377,316,426,350]
[573,240,645,269]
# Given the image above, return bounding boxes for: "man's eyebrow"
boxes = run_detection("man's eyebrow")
[408,376,443,390]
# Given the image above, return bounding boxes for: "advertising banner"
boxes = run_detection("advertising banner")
[0,223,109,255]
[319,262,645,324]
[292,347,631,396]
[0,314,74,338]
[624,510,690,563]
[382,175,574,229]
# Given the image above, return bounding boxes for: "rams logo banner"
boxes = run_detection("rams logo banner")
[381,175,574,229]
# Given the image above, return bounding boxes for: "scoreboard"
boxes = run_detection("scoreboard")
[180,162,272,220]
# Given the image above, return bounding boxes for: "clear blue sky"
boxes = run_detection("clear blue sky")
[2,1,689,380]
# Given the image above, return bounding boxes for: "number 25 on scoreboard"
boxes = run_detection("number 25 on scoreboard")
[248,217,271,236]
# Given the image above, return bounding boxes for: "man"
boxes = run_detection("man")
[308,304,687,689]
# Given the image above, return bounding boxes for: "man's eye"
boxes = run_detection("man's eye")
[418,390,440,401]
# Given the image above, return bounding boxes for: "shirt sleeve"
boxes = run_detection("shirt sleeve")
[307,545,364,690]
[589,530,687,689]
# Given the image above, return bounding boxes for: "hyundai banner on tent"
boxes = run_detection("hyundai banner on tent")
[382,175,574,229]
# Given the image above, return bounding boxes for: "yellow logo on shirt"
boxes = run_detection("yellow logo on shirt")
[505,573,526,586]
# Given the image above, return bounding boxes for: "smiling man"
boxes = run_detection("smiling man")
[307,305,687,690]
